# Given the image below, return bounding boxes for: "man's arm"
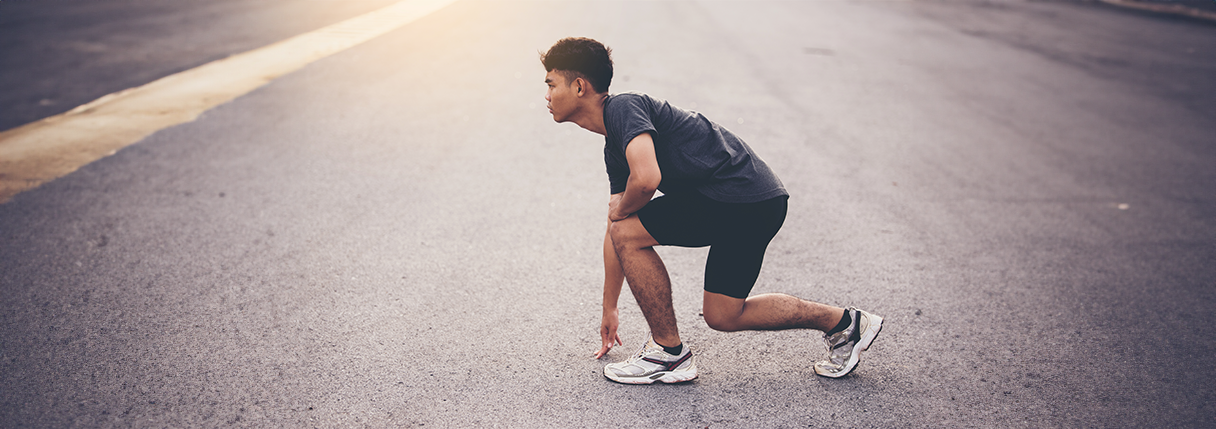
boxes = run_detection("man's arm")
[595,193,626,358]
[608,133,661,221]
[596,134,660,357]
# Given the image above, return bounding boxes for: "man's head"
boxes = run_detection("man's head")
[541,37,613,94]
[542,38,613,126]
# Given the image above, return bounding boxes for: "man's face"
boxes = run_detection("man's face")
[544,70,577,123]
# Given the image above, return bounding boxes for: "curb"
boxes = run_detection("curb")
[1097,0,1216,22]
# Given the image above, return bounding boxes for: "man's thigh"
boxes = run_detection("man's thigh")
[635,192,716,248]
[638,193,789,298]
[637,192,787,246]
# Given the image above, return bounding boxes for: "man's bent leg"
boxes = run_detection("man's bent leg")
[609,215,681,348]
[702,291,845,333]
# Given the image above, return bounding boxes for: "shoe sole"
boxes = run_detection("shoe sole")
[604,367,698,385]
[815,313,883,378]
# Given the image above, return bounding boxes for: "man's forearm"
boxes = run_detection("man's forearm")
[611,179,657,220]
[611,132,661,220]
[602,224,624,310]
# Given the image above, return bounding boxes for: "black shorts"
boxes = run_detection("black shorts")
[636,192,788,299]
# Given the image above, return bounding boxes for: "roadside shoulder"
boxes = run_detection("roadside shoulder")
[1093,0,1216,24]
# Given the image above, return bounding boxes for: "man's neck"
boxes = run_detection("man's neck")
[572,93,609,136]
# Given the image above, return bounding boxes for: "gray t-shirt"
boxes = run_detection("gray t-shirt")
[603,92,788,203]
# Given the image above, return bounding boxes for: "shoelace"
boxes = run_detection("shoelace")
[623,338,656,364]
[824,332,850,363]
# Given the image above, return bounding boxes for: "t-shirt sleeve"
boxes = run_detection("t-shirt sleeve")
[604,95,657,194]
[608,96,657,152]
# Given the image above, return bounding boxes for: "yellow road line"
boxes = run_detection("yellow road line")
[0,0,458,203]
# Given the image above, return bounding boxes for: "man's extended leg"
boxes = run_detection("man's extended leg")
[693,193,883,378]
[608,215,680,348]
[702,291,883,378]
[701,291,844,333]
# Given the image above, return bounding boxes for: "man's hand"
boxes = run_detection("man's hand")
[607,193,623,221]
[594,307,623,359]
[608,194,629,222]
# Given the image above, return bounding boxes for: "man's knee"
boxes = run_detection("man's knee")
[608,217,652,253]
[607,221,629,253]
[703,310,743,332]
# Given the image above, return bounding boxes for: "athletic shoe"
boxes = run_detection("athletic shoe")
[604,336,698,384]
[814,307,883,378]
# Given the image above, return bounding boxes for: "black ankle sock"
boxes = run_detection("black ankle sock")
[661,343,683,356]
[826,310,852,335]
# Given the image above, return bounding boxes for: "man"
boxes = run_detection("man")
[541,37,883,384]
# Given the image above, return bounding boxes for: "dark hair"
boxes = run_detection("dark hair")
[541,37,613,94]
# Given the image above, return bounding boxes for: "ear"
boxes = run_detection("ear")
[574,77,585,96]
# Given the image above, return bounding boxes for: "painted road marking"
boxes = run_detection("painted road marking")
[0,0,458,203]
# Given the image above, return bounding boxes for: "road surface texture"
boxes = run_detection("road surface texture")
[2,0,1214,427]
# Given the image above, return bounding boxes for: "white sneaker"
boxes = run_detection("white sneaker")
[604,337,698,384]
[814,307,883,378]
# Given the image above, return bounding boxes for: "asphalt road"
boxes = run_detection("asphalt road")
[0,0,402,132]
[2,0,1215,427]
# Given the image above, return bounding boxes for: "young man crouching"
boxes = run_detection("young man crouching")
[541,37,883,383]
